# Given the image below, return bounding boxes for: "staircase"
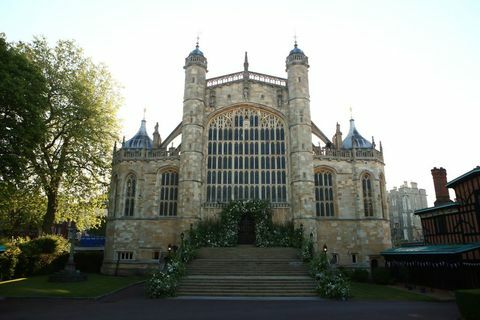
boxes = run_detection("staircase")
[176,246,316,297]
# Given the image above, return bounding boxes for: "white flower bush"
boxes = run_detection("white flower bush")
[310,253,351,300]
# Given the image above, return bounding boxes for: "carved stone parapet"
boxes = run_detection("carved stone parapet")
[113,148,181,163]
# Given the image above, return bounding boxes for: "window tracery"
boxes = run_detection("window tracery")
[206,107,287,203]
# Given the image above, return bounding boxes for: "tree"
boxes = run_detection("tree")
[0,34,47,183]
[17,37,121,233]
[0,35,48,237]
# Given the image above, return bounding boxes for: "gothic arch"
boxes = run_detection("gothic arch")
[361,172,375,217]
[205,104,288,203]
[156,167,179,216]
[314,166,337,217]
[124,173,137,217]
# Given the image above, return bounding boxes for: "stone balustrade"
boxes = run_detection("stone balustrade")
[313,147,384,162]
[113,148,180,163]
[206,71,287,88]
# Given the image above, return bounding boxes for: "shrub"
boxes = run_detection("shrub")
[15,235,69,276]
[0,247,20,280]
[316,270,351,300]
[74,251,104,273]
[456,289,480,320]
[146,271,178,298]
[146,252,186,298]
[301,237,314,262]
[309,253,329,276]
[351,268,369,282]
[371,267,393,285]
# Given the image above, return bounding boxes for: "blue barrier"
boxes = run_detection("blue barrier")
[79,236,105,247]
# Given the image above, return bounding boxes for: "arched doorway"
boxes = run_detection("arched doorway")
[238,215,255,244]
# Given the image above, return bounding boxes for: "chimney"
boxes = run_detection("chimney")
[431,167,452,206]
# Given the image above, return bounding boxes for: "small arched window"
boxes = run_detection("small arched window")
[362,173,374,217]
[124,174,136,216]
[159,170,178,216]
[314,169,335,217]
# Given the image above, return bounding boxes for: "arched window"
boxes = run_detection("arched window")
[206,107,288,203]
[124,174,136,216]
[314,169,335,217]
[159,170,178,216]
[362,173,374,217]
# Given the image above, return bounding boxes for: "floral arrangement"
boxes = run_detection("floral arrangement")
[310,253,351,300]
[190,200,303,248]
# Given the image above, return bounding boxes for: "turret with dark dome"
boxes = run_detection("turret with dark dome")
[286,41,309,68]
[123,119,153,149]
[185,41,207,69]
[341,118,373,149]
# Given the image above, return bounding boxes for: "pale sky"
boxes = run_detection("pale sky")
[2,0,479,207]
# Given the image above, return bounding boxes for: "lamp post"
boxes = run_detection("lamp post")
[323,243,328,255]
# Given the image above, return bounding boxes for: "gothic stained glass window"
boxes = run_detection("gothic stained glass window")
[362,173,374,217]
[206,107,287,203]
[124,174,136,216]
[159,170,178,216]
[314,170,335,217]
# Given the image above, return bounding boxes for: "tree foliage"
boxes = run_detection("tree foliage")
[18,37,121,233]
[0,34,47,183]
[0,36,121,234]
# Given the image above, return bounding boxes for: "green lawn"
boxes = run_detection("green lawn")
[0,274,145,298]
[350,282,436,301]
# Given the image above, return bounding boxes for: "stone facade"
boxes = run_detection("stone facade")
[102,42,392,275]
[388,182,428,244]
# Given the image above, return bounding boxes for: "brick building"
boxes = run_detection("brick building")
[382,167,480,289]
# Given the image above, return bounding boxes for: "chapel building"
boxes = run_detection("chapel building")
[102,42,391,274]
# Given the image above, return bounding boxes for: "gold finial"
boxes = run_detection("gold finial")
[294,33,298,47]
[196,34,200,49]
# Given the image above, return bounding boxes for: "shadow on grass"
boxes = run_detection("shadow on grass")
[0,274,146,298]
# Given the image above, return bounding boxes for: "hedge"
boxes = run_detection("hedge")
[456,289,480,320]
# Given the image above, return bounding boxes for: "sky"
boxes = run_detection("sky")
[1,0,479,207]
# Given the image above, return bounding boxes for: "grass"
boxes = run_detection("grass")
[350,282,436,301]
[0,274,145,298]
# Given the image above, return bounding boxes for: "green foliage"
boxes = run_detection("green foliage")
[14,36,121,233]
[309,253,351,300]
[455,289,480,320]
[301,236,314,261]
[146,237,196,298]
[0,36,47,183]
[0,183,45,237]
[316,270,351,300]
[190,200,302,248]
[309,253,330,276]
[74,251,104,273]
[14,235,69,277]
[0,247,21,280]
[371,267,393,285]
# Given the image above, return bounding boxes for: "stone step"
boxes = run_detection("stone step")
[196,246,300,260]
[176,289,317,297]
[177,246,316,297]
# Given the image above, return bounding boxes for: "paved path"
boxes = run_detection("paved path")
[0,284,460,320]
